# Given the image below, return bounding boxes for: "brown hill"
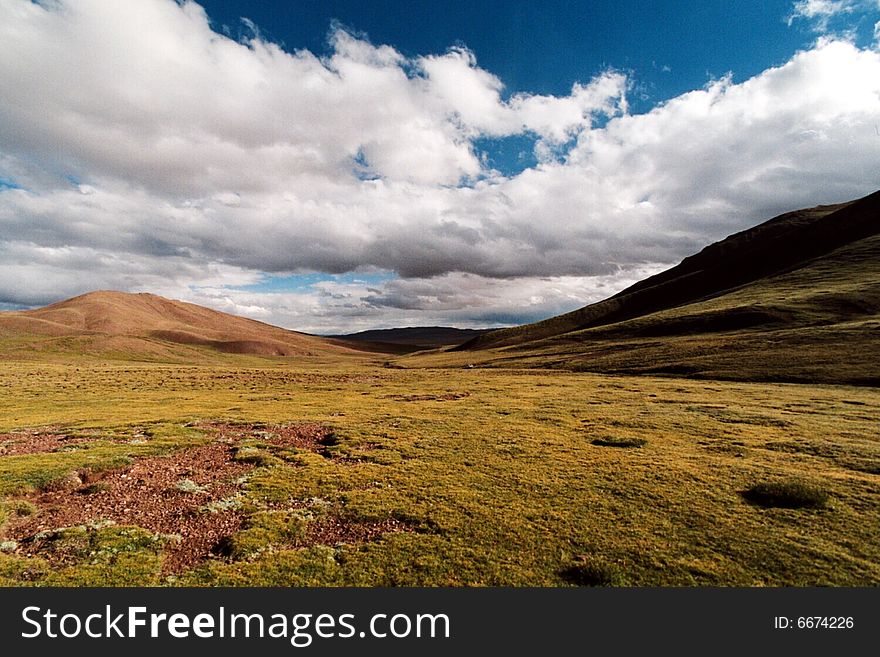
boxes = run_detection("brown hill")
[0,290,371,360]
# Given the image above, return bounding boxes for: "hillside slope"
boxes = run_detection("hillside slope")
[436,190,880,384]
[0,291,371,361]
[459,192,879,351]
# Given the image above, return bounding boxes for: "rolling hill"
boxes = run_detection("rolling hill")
[0,290,374,361]
[440,190,880,385]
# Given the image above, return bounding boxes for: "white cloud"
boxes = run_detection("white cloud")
[0,0,624,192]
[0,240,261,308]
[788,0,880,35]
[791,0,855,19]
[789,1,855,30]
[0,0,879,330]
[418,47,627,143]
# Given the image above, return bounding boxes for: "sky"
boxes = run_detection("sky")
[1,0,879,332]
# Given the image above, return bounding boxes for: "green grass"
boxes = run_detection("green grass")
[0,359,878,586]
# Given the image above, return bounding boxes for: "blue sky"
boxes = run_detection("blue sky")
[0,0,879,331]
[196,1,844,103]
[197,0,861,176]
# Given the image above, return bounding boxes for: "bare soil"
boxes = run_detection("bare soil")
[299,516,415,547]
[2,422,410,575]
[195,420,337,452]
[0,428,130,456]
[3,442,252,573]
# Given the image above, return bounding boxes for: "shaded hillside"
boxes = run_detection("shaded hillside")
[459,193,879,351]
[428,191,880,385]
[329,327,489,353]
[0,291,375,361]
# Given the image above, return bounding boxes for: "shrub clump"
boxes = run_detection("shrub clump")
[78,482,110,495]
[233,446,282,467]
[591,437,647,449]
[559,557,625,586]
[741,480,829,509]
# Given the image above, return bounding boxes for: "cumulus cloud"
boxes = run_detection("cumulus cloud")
[418,47,627,144]
[0,0,879,330]
[0,240,260,308]
[0,0,625,193]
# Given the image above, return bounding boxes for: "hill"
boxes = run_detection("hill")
[0,291,374,362]
[329,327,489,353]
[437,190,880,384]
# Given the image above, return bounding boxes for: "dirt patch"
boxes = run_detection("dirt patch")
[0,427,147,457]
[195,421,337,453]
[195,421,377,463]
[2,443,254,574]
[1,421,391,574]
[299,516,415,547]
[214,512,417,561]
[0,430,86,456]
[0,429,108,457]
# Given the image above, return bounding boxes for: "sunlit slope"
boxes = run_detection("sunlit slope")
[459,192,879,351]
[0,291,372,362]
[435,191,880,384]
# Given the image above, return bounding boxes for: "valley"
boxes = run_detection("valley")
[1,360,878,586]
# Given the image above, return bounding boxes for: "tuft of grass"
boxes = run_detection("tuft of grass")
[741,480,830,509]
[0,498,38,533]
[219,510,311,561]
[0,423,204,496]
[559,557,625,586]
[78,482,110,495]
[3,499,37,519]
[233,446,282,467]
[201,494,243,514]
[39,471,83,492]
[35,524,166,586]
[591,436,647,448]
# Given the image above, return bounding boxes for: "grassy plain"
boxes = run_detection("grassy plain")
[1,357,878,586]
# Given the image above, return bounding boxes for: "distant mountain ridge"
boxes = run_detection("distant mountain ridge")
[330,327,490,353]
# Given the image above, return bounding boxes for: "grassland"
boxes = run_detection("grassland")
[1,358,878,586]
